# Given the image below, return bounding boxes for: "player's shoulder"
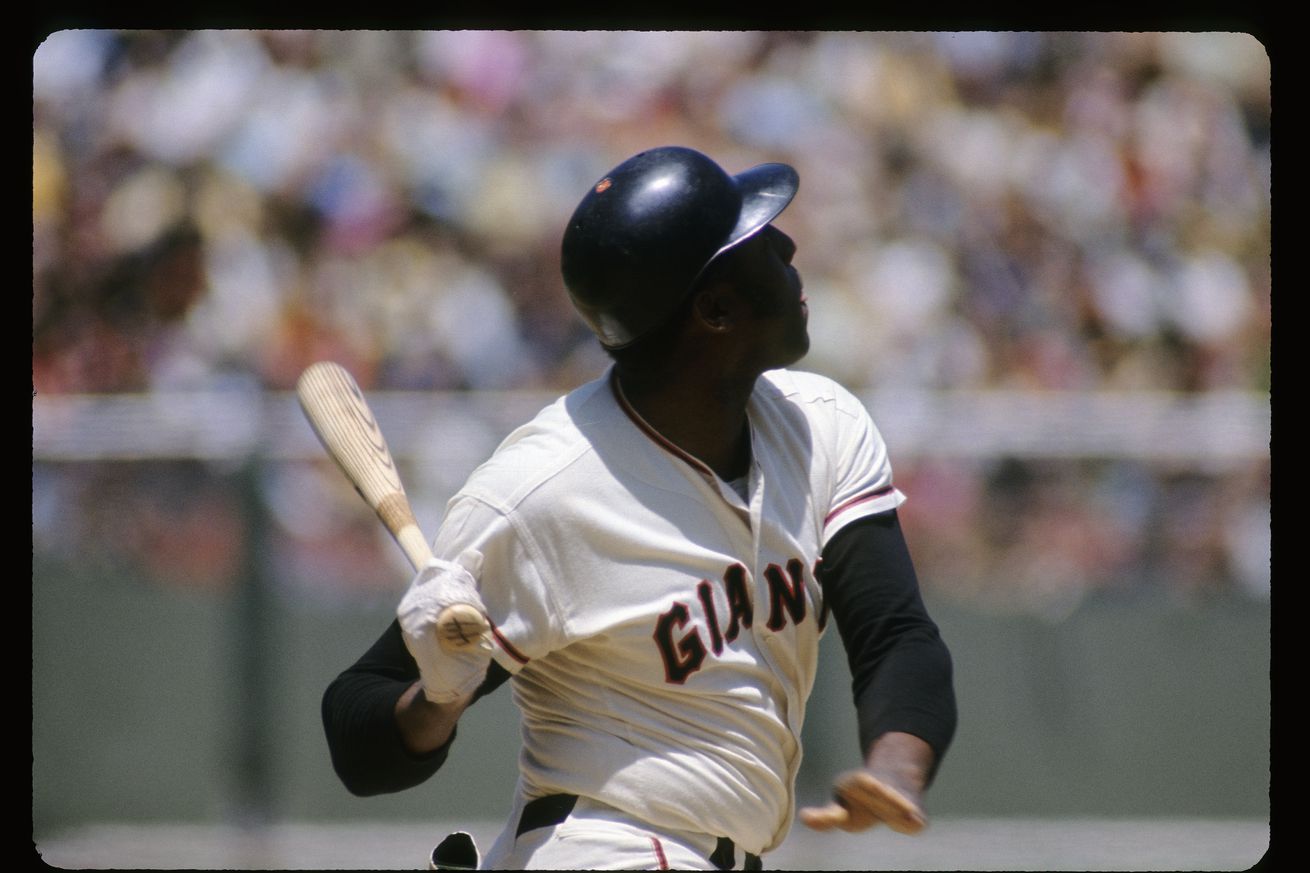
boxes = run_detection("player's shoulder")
[757,368,869,420]
[455,373,615,510]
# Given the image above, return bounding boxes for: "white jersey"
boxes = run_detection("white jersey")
[431,366,905,855]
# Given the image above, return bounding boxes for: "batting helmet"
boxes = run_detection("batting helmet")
[561,146,799,349]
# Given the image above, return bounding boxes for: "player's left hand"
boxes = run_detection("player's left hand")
[398,549,494,704]
[798,767,926,835]
[799,731,933,835]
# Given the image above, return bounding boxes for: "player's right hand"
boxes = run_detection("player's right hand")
[398,549,493,704]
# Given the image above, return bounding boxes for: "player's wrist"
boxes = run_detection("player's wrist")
[863,731,934,797]
[395,680,473,756]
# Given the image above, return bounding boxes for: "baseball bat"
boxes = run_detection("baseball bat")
[295,361,489,652]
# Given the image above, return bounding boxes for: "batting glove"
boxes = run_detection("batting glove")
[398,549,494,704]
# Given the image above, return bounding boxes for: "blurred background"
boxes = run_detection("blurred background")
[32,30,1270,869]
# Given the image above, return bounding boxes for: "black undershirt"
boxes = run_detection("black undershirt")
[321,509,955,796]
[816,511,957,778]
[320,619,509,796]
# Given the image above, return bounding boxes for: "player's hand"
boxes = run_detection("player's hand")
[798,767,926,835]
[799,732,934,835]
[398,549,493,703]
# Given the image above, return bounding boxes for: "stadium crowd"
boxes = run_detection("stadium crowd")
[32,30,1270,613]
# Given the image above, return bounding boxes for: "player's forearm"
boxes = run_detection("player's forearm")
[852,630,956,779]
[322,620,461,796]
[322,669,455,796]
[394,680,474,756]
[820,512,958,775]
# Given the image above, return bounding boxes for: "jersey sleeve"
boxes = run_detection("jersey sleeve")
[820,382,906,548]
[432,495,569,674]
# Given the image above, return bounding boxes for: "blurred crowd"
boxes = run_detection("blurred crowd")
[32,30,1271,612]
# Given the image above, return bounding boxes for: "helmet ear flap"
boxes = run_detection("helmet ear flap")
[561,146,797,349]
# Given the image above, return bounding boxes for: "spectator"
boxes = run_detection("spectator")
[31,30,1271,607]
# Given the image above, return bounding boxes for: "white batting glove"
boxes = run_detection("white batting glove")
[398,549,493,704]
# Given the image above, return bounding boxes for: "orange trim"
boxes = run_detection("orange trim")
[489,619,530,665]
[650,837,669,870]
[823,486,895,526]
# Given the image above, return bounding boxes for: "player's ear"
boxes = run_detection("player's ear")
[690,276,748,334]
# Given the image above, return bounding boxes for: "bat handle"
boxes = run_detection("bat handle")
[395,523,434,571]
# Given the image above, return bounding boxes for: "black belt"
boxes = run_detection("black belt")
[516,794,763,870]
[516,793,579,837]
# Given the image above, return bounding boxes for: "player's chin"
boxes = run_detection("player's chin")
[755,315,809,371]
[784,325,811,366]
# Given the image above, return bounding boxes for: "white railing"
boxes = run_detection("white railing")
[32,388,1270,467]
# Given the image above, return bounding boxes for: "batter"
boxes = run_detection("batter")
[322,147,957,870]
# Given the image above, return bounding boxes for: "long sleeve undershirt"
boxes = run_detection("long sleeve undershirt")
[321,618,509,796]
[817,510,957,777]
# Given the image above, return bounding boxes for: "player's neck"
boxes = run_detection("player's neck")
[614,366,755,481]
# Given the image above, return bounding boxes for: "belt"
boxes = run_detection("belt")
[516,793,579,837]
[516,794,763,870]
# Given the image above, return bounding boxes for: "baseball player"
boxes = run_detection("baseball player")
[322,146,957,870]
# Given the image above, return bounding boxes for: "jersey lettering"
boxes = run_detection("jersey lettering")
[655,559,813,684]
[696,580,725,655]
[722,563,752,642]
[653,602,707,684]
[764,558,807,631]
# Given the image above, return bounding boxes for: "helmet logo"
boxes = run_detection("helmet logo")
[595,178,613,193]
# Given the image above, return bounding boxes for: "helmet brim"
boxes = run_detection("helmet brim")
[714,162,800,260]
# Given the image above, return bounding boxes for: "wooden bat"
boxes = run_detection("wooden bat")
[295,361,489,652]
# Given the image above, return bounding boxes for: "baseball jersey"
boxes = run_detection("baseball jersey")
[430,366,904,855]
